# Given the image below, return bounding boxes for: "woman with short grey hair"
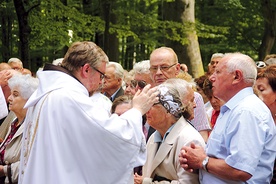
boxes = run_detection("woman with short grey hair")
[0,74,38,184]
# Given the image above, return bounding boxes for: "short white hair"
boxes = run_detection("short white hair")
[8,74,39,99]
[8,58,23,65]
[107,61,124,79]
[210,53,224,61]
[133,60,150,74]
[225,53,257,84]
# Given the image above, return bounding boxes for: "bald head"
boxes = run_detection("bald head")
[0,63,11,71]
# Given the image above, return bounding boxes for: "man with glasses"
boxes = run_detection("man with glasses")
[149,47,211,142]
[149,47,181,86]
[102,61,125,102]
[19,41,159,184]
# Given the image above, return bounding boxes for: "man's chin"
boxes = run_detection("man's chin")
[155,79,165,85]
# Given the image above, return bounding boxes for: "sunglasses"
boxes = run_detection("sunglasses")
[131,80,147,89]
[255,61,266,69]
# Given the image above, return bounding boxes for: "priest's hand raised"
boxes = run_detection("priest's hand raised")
[132,84,159,115]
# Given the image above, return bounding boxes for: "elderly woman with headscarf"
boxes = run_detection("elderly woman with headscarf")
[0,74,38,184]
[134,81,205,184]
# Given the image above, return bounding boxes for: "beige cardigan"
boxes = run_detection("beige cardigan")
[0,112,16,141]
[1,115,24,184]
[142,117,206,184]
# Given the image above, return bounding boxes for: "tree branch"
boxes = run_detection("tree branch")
[26,1,40,14]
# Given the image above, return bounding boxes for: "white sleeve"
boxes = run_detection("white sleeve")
[0,86,8,119]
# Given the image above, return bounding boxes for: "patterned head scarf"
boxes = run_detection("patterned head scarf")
[157,85,182,118]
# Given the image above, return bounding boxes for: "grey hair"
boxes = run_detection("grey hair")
[8,58,23,65]
[163,78,193,109]
[107,61,124,79]
[224,53,257,84]
[133,60,150,74]
[211,53,224,61]
[8,74,39,99]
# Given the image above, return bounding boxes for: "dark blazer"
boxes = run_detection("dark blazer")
[146,126,155,142]
[111,87,124,102]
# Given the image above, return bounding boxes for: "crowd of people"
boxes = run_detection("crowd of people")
[0,41,275,184]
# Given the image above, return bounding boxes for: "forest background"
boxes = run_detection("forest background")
[0,0,275,78]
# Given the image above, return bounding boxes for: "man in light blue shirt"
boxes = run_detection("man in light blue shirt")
[179,53,276,183]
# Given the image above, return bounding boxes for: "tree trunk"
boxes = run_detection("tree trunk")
[108,6,119,62]
[13,0,31,69]
[181,0,204,78]
[258,0,276,60]
[124,36,134,70]
[163,0,204,78]
[101,0,119,62]
[0,10,12,61]
[82,0,92,13]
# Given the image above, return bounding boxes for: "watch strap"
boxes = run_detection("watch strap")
[202,156,209,172]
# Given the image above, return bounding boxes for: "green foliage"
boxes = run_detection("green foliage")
[216,0,245,9]
[113,6,193,48]
[29,0,105,51]
[196,0,265,66]
[1,0,274,70]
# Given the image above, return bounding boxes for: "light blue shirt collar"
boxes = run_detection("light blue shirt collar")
[220,87,253,114]
[154,123,176,143]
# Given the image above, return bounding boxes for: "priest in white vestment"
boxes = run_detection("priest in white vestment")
[19,41,158,184]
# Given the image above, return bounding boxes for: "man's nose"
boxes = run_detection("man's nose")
[156,66,162,74]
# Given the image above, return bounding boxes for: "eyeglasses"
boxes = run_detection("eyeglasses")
[255,61,266,69]
[131,80,147,89]
[149,63,177,72]
[137,80,147,89]
[92,67,105,79]
[130,80,137,88]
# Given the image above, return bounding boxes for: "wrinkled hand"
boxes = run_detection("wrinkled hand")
[134,173,143,184]
[132,84,159,115]
[179,142,206,173]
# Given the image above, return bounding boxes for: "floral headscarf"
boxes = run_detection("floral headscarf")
[158,85,182,118]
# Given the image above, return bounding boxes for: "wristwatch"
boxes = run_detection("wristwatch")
[202,156,209,172]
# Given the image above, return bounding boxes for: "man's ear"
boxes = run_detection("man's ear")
[117,77,122,84]
[234,70,243,81]
[175,63,181,75]
[81,63,90,76]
